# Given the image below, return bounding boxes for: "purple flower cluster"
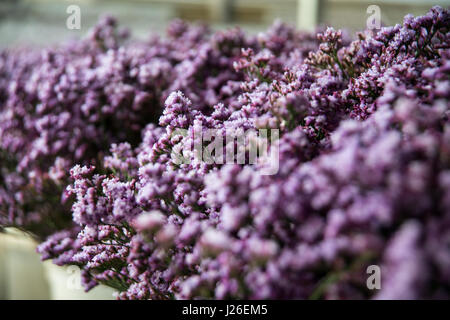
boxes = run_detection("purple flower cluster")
[0,16,280,237]
[4,7,450,299]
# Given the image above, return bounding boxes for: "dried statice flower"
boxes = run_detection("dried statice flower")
[16,7,450,300]
[0,16,267,237]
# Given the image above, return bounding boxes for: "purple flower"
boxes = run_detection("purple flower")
[7,7,450,300]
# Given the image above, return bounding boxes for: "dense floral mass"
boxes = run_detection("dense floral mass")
[1,7,450,299]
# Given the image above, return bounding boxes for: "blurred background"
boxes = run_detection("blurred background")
[0,0,449,48]
[0,0,449,300]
